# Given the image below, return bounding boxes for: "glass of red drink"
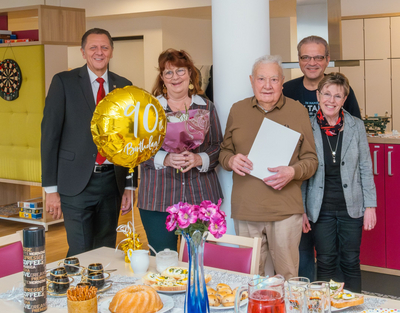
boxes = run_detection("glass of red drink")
[234,274,286,313]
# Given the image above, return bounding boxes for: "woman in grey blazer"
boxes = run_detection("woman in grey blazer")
[303,72,377,292]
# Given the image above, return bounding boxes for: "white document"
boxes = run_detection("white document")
[248,117,301,180]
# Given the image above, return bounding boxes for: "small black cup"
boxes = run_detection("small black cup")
[76,282,91,288]
[87,272,105,288]
[87,263,103,275]
[63,257,80,274]
[48,276,70,294]
[50,267,67,281]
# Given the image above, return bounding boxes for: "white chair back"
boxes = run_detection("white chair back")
[0,231,22,247]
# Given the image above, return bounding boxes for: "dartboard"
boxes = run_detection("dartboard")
[0,59,22,101]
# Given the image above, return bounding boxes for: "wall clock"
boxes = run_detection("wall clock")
[0,59,22,101]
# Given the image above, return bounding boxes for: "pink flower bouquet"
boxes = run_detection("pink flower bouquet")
[162,109,210,153]
[165,199,226,239]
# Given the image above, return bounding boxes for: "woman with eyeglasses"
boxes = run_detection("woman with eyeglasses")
[137,48,223,254]
[303,72,376,292]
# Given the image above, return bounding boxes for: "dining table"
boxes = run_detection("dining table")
[0,246,399,312]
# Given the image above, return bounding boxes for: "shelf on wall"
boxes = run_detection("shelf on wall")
[0,5,85,46]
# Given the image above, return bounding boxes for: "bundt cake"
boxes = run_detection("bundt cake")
[109,285,163,313]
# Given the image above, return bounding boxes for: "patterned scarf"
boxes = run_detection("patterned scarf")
[316,108,344,136]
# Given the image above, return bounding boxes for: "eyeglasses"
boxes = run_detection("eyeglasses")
[163,68,187,79]
[320,92,345,102]
[299,55,326,62]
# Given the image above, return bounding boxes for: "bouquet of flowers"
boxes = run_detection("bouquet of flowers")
[162,109,210,154]
[165,199,226,238]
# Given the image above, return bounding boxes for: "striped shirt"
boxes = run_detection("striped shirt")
[138,95,224,212]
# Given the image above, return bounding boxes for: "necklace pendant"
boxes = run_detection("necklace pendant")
[332,151,336,157]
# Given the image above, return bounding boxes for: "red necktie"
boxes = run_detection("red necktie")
[95,77,107,165]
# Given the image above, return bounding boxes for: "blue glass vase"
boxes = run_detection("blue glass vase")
[182,230,210,313]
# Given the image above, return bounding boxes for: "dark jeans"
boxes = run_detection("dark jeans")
[139,209,179,256]
[299,230,315,281]
[311,210,363,292]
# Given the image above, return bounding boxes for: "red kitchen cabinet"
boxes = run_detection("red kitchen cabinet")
[360,144,386,267]
[361,143,400,270]
[385,144,400,269]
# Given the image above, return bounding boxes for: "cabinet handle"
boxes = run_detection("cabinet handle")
[373,151,378,175]
[388,151,393,176]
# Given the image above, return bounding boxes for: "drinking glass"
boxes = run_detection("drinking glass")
[288,277,310,289]
[288,277,310,313]
[307,281,331,313]
[286,286,306,313]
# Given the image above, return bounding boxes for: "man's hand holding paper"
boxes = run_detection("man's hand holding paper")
[263,165,295,190]
[228,153,253,176]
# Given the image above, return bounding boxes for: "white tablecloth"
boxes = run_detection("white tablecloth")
[0,247,397,312]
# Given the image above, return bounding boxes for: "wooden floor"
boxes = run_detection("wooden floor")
[0,204,149,264]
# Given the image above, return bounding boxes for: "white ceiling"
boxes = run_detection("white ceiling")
[87,1,298,21]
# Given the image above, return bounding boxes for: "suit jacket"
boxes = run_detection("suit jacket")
[303,110,377,223]
[41,65,137,196]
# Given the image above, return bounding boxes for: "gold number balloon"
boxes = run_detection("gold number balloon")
[91,86,166,172]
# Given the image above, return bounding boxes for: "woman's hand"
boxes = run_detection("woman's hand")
[180,151,202,173]
[302,213,312,233]
[164,152,187,169]
[363,207,377,231]
[228,154,253,176]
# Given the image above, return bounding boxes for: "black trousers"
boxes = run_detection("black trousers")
[60,169,121,257]
[139,209,178,256]
[311,210,363,292]
[298,230,316,281]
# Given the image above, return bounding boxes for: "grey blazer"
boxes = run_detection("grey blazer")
[303,110,377,223]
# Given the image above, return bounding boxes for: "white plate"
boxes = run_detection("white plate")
[99,294,174,313]
[331,290,361,311]
[332,306,349,311]
[210,298,248,310]
[156,288,186,294]
[361,308,400,313]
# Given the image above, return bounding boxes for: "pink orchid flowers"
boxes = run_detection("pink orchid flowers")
[165,199,226,239]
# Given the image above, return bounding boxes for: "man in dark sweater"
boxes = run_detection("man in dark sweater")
[283,36,362,281]
[283,36,361,119]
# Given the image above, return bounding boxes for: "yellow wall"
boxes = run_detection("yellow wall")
[0,45,44,182]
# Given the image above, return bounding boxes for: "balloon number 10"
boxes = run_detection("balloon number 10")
[124,102,158,138]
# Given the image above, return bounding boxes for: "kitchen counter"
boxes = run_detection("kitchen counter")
[368,134,400,144]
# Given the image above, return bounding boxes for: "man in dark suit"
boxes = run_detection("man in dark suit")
[41,28,138,256]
